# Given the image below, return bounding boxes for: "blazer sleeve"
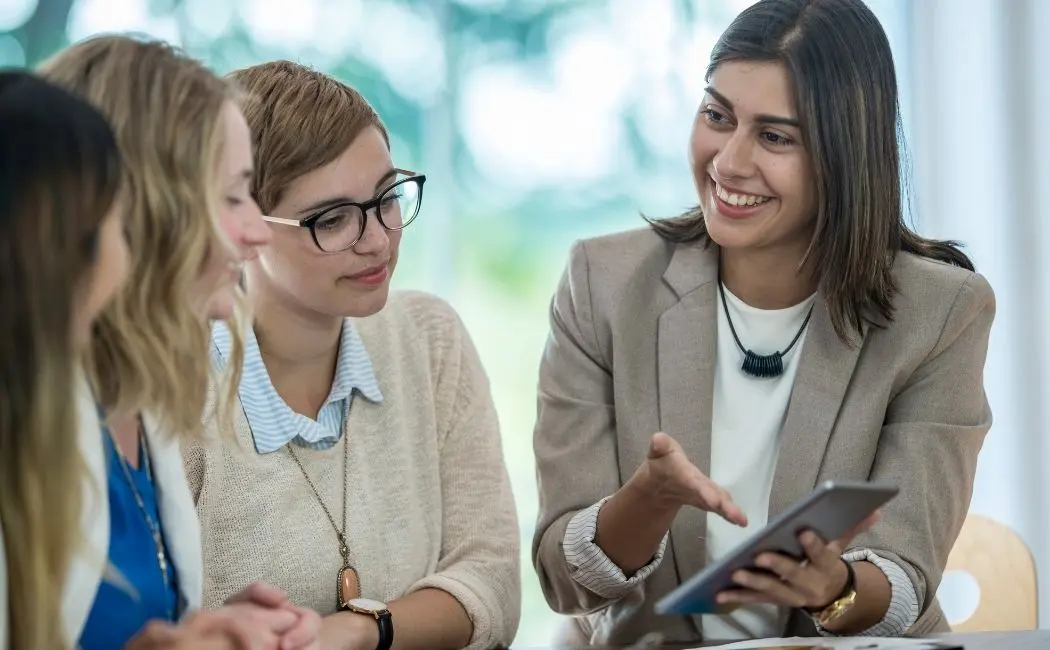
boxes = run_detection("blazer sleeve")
[532,240,635,615]
[849,272,995,635]
[405,299,521,650]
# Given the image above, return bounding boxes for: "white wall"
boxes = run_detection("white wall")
[909,0,1050,627]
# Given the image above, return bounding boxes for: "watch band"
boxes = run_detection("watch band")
[807,558,857,618]
[374,610,394,650]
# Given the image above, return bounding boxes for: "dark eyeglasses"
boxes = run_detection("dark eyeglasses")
[264,168,426,253]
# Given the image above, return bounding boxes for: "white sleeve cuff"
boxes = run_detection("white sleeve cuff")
[562,496,668,600]
[815,548,920,637]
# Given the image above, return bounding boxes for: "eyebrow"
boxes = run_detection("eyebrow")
[704,86,800,128]
[295,167,399,217]
[226,168,253,188]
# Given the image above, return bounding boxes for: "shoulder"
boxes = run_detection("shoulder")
[355,290,475,378]
[565,225,676,282]
[889,252,995,327]
[359,290,467,345]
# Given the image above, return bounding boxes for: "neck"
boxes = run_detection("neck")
[720,245,818,309]
[106,411,141,469]
[250,289,342,419]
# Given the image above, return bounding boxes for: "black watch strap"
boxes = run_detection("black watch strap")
[806,558,856,613]
[375,610,394,650]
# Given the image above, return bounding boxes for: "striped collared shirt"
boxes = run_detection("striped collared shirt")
[211,319,383,453]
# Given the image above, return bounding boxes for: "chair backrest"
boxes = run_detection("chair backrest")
[943,513,1038,632]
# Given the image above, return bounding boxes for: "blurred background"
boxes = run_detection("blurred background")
[2,0,1047,644]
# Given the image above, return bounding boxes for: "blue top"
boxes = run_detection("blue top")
[78,427,180,650]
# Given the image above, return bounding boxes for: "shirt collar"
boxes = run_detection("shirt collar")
[211,319,383,453]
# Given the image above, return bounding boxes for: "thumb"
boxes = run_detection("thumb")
[648,432,675,460]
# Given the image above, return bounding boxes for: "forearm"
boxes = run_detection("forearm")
[595,475,678,575]
[821,561,892,635]
[323,588,472,650]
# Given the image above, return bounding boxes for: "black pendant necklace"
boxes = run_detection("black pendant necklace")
[717,280,814,379]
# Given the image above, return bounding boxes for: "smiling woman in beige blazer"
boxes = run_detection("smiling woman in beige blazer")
[532,0,995,646]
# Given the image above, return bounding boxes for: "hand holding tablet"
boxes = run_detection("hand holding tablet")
[655,481,898,616]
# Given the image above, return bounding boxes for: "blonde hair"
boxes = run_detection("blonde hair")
[0,71,122,650]
[228,60,388,214]
[39,35,245,437]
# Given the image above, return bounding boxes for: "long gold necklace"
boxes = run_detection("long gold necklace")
[286,413,359,610]
[107,418,176,620]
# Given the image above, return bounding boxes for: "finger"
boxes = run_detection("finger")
[730,569,808,608]
[689,478,748,527]
[280,608,320,650]
[184,613,255,650]
[754,552,806,585]
[228,582,288,608]
[800,530,840,570]
[716,486,749,527]
[648,432,675,459]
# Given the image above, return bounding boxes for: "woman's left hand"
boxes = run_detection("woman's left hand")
[716,511,880,610]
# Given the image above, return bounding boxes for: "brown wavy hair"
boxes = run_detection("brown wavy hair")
[227,60,388,215]
[39,36,246,437]
[646,0,973,343]
[0,70,122,650]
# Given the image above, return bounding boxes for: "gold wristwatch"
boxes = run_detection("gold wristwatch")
[809,559,858,627]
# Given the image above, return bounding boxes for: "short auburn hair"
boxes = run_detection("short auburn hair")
[228,61,389,215]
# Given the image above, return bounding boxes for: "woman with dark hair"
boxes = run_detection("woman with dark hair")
[532,0,994,645]
[0,67,311,650]
[0,68,129,650]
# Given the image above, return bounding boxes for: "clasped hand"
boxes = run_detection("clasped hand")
[125,582,321,650]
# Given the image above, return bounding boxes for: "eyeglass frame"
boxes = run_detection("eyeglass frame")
[262,168,426,253]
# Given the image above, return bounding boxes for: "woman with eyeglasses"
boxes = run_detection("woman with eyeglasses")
[183,61,520,650]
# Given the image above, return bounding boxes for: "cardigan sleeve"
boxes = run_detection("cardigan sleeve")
[403,294,521,650]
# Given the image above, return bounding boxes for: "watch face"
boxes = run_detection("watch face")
[348,597,387,612]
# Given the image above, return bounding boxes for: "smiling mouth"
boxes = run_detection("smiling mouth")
[713,180,773,207]
[347,264,388,280]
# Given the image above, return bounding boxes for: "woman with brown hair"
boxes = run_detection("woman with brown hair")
[532,0,994,645]
[38,37,319,649]
[0,69,129,650]
[184,61,520,650]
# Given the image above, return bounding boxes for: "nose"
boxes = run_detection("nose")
[352,209,390,256]
[240,198,272,259]
[712,129,756,180]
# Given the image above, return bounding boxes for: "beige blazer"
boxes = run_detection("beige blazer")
[532,227,995,645]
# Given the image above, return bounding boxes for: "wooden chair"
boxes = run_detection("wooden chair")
[943,513,1038,632]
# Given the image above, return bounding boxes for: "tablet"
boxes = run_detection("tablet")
[654,480,899,616]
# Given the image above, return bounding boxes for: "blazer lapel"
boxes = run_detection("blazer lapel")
[63,368,109,646]
[657,244,719,593]
[143,414,204,613]
[768,298,866,517]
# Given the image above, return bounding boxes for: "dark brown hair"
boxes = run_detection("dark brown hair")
[228,60,388,215]
[647,0,973,342]
[0,69,121,650]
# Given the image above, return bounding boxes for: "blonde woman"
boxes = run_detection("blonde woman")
[184,61,520,650]
[0,70,129,650]
[39,38,320,649]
